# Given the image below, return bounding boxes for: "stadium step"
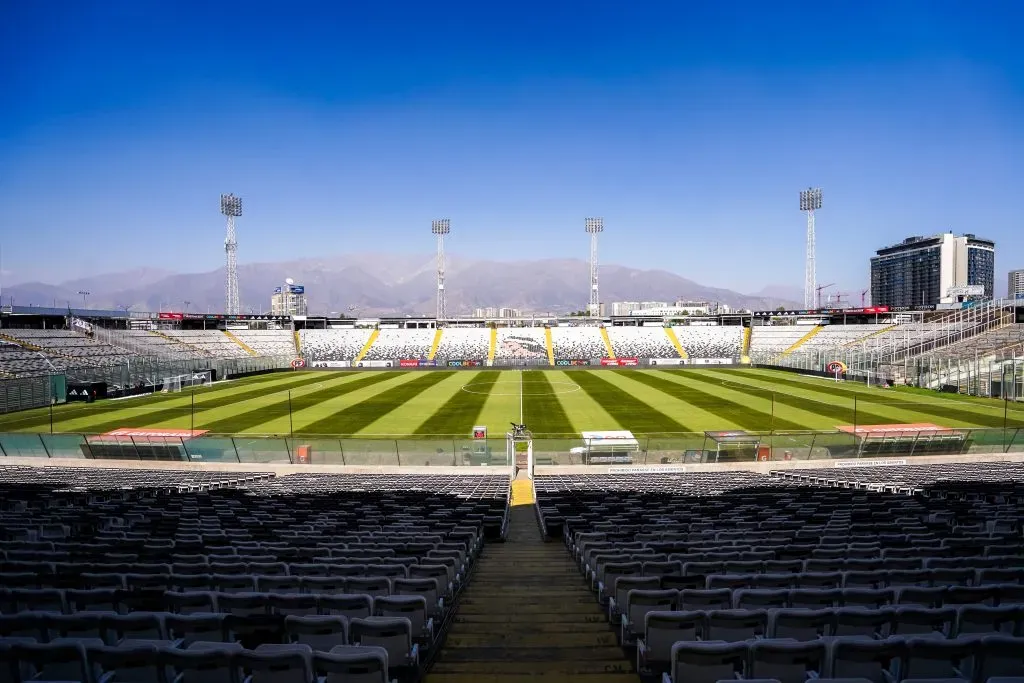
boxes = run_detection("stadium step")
[152,329,209,356]
[741,326,752,363]
[293,329,302,354]
[781,324,824,356]
[600,327,616,359]
[664,327,688,359]
[487,327,497,363]
[354,329,379,363]
[428,328,444,361]
[544,328,555,366]
[427,484,637,683]
[223,330,259,356]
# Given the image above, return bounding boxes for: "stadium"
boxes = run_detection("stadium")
[4,4,1024,681]
[2,294,1024,683]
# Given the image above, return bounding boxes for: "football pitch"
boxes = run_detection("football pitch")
[1,368,1022,438]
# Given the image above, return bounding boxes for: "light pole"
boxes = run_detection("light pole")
[585,217,603,317]
[221,193,242,315]
[183,300,191,314]
[800,188,822,310]
[432,219,450,321]
[78,290,90,309]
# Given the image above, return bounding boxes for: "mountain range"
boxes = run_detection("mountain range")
[2,255,802,315]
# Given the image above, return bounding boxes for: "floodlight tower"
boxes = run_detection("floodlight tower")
[585,217,603,317]
[432,219,450,321]
[799,188,822,309]
[221,193,242,315]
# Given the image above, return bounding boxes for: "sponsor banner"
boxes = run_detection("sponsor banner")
[826,360,848,374]
[609,466,688,474]
[399,359,436,368]
[357,360,393,368]
[681,358,733,366]
[599,357,640,367]
[447,360,482,368]
[835,459,907,468]
[311,360,351,368]
[158,312,184,320]
[649,358,685,366]
[70,317,93,333]
[587,455,634,464]
[290,285,304,294]
[555,359,591,367]
[291,358,307,369]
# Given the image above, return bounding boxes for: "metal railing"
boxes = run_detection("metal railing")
[2,428,1021,465]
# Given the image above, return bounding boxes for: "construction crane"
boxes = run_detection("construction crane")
[814,283,835,309]
[860,289,870,308]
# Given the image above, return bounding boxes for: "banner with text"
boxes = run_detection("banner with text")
[649,358,685,366]
[357,360,393,368]
[311,360,351,368]
[600,357,639,367]
[555,359,591,366]
[447,360,482,368]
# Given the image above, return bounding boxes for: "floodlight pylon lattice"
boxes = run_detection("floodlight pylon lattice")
[221,193,243,315]
[585,217,603,317]
[799,188,822,309]
[432,219,450,321]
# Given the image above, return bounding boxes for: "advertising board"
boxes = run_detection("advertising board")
[648,358,685,366]
[311,360,351,368]
[599,357,639,367]
[555,359,590,366]
[356,360,393,368]
[447,360,482,368]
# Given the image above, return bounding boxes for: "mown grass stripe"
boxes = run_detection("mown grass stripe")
[731,368,1022,428]
[201,372,396,434]
[522,370,576,435]
[0,370,316,433]
[629,370,805,431]
[571,371,687,434]
[676,369,899,429]
[415,370,500,436]
[302,371,454,435]
[55,372,357,435]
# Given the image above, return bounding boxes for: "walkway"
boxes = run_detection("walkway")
[426,478,638,683]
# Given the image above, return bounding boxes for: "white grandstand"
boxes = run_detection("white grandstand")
[435,328,489,361]
[495,328,548,360]
[299,329,372,361]
[363,328,434,360]
[799,323,890,349]
[550,326,606,359]
[232,329,296,356]
[0,329,130,367]
[606,326,678,359]
[674,325,744,359]
[748,326,811,356]
[119,330,208,360]
[162,330,251,358]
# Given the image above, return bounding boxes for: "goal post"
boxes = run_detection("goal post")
[161,371,213,393]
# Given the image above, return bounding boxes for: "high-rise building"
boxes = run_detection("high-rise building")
[1009,270,1024,299]
[271,282,308,317]
[870,233,995,307]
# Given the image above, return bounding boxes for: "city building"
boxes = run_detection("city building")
[271,281,308,317]
[870,233,995,308]
[1009,269,1024,299]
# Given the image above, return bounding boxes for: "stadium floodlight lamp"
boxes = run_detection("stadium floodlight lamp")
[585,217,604,234]
[431,219,451,235]
[220,193,243,217]
[799,187,822,212]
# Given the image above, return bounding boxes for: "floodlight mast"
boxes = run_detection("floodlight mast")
[799,188,822,309]
[585,217,603,317]
[220,194,242,315]
[432,219,450,321]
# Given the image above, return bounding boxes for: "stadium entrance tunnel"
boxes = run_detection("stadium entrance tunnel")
[460,379,580,396]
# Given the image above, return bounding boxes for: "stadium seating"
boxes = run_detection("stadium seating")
[799,324,891,349]
[119,330,209,360]
[493,328,548,360]
[433,328,489,361]
[550,326,606,359]
[0,330,131,368]
[232,329,297,357]
[607,326,679,359]
[673,326,744,359]
[299,329,373,362]
[363,329,435,361]
[0,341,66,376]
[0,467,508,683]
[162,331,252,359]
[748,326,813,356]
[536,465,1024,681]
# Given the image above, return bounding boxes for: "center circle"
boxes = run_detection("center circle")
[461,379,581,396]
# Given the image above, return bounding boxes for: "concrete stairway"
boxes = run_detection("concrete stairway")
[426,479,637,683]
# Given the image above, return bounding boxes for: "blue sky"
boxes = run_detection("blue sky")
[1,0,1022,297]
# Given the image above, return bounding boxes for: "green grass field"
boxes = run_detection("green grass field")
[2,368,1022,438]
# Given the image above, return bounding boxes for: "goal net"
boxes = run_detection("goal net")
[161,371,213,393]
